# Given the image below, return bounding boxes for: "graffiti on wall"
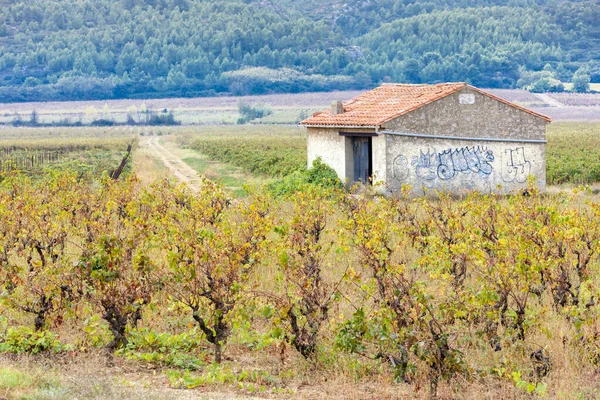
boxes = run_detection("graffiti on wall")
[501,147,531,183]
[393,155,410,181]
[413,150,437,180]
[437,146,494,180]
[392,146,534,185]
[406,146,494,181]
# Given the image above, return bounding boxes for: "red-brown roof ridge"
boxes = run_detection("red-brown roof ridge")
[300,82,551,127]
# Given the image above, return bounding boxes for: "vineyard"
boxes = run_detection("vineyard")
[0,128,138,177]
[176,125,306,178]
[173,123,600,187]
[2,169,600,398]
[1,122,600,398]
[546,122,600,185]
[0,151,62,172]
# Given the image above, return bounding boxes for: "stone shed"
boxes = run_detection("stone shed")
[300,83,551,195]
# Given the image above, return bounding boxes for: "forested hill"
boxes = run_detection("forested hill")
[0,0,598,102]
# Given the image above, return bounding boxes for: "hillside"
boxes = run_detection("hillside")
[0,0,598,102]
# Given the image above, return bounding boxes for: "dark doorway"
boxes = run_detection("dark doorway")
[352,136,372,184]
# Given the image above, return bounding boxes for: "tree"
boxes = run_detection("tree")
[403,58,422,83]
[572,68,591,93]
[517,70,564,93]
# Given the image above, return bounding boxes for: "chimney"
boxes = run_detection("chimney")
[331,100,344,115]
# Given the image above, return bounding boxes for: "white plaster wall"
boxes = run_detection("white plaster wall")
[385,134,546,195]
[306,128,348,181]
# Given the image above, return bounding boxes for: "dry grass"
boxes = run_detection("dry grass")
[133,136,170,187]
[0,354,268,400]
[0,350,531,399]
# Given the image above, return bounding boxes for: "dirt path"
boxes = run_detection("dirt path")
[146,136,202,191]
[534,93,566,107]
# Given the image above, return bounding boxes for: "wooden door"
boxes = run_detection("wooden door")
[352,137,372,184]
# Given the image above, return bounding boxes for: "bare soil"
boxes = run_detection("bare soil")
[145,136,202,191]
[0,91,364,114]
[546,92,600,107]
[1,89,599,122]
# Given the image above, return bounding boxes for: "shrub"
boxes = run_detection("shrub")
[237,101,273,124]
[273,186,340,358]
[572,68,591,93]
[117,328,207,370]
[91,119,116,126]
[155,180,272,363]
[147,111,179,126]
[0,327,67,354]
[267,158,343,197]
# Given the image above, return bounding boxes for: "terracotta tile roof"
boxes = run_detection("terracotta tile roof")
[300,83,551,127]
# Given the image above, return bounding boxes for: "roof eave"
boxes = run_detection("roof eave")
[300,124,381,130]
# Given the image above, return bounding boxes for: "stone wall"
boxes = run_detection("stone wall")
[385,134,546,195]
[371,133,387,183]
[307,86,549,193]
[383,87,548,141]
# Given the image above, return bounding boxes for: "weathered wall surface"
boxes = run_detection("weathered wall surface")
[386,134,546,195]
[371,133,387,183]
[307,127,385,185]
[307,87,548,193]
[306,127,347,180]
[383,87,548,141]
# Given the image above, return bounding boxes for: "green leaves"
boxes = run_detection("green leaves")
[0,327,68,355]
[153,180,273,362]
[4,169,600,396]
[335,308,368,354]
[188,135,305,179]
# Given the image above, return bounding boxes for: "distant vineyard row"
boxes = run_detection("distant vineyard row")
[0,135,137,176]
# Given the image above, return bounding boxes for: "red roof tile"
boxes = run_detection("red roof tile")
[300,83,551,127]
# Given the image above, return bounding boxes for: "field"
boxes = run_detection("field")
[1,122,600,400]
[547,122,600,185]
[0,91,362,127]
[176,126,306,178]
[0,127,137,177]
[164,123,600,187]
[546,93,600,107]
[1,89,600,128]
